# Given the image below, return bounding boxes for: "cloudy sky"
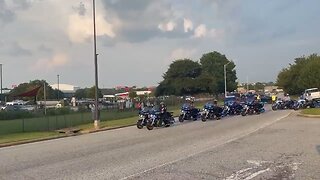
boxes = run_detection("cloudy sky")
[0,0,319,88]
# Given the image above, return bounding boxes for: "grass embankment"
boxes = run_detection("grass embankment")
[301,108,320,115]
[0,132,63,145]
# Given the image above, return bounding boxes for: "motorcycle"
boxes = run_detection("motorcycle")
[272,99,294,110]
[158,105,175,127]
[179,103,200,122]
[293,99,307,110]
[136,108,151,129]
[201,102,223,122]
[145,110,160,130]
[241,101,265,116]
[224,102,243,116]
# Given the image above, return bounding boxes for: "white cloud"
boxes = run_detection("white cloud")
[33,53,69,71]
[193,24,223,39]
[194,24,207,38]
[67,13,116,43]
[158,21,176,32]
[183,18,193,32]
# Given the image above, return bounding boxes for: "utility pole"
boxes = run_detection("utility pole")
[224,61,231,97]
[0,64,2,100]
[92,0,100,129]
[246,76,249,92]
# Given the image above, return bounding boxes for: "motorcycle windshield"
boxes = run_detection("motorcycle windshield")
[224,96,236,106]
[204,103,214,109]
[181,103,191,110]
[140,107,151,114]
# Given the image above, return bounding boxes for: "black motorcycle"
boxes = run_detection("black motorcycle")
[241,101,265,116]
[201,103,223,122]
[158,105,175,127]
[179,103,200,122]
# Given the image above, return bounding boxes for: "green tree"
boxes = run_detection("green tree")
[200,51,237,93]
[129,91,137,99]
[156,59,202,96]
[75,89,87,99]
[156,51,238,96]
[75,86,102,99]
[277,54,320,94]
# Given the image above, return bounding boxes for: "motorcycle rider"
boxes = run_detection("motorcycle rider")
[159,102,169,125]
[190,100,199,119]
[283,93,293,109]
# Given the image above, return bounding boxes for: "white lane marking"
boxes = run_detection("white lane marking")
[226,160,271,180]
[120,112,292,180]
[247,160,270,166]
[225,168,253,180]
[243,168,271,180]
[225,161,301,180]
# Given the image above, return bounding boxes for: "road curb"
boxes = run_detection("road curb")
[297,113,320,118]
[85,124,136,134]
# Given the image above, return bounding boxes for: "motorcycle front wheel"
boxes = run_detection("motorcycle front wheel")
[146,121,154,130]
[136,120,143,129]
[179,115,184,122]
[201,114,207,122]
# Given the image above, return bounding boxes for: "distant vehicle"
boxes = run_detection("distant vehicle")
[303,88,320,101]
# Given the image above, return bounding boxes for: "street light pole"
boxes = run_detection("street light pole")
[92,0,100,129]
[0,64,2,96]
[224,61,231,97]
[57,74,60,101]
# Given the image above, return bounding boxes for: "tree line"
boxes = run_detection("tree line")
[155,51,237,96]
[277,54,320,95]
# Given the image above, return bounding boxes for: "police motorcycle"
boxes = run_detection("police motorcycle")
[272,97,295,110]
[178,103,200,122]
[293,98,307,110]
[158,103,175,127]
[272,98,285,111]
[201,102,223,122]
[223,96,243,116]
[241,98,265,116]
[136,106,152,129]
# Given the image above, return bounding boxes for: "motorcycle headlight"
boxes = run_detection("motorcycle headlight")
[139,115,144,118]
[181,110,185,113]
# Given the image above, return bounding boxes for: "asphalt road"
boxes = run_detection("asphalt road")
[0,109,319,180]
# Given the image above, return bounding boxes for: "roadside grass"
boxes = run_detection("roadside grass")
[0,132,62,144]
[0,102,209,145]
[301,108,320,115]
